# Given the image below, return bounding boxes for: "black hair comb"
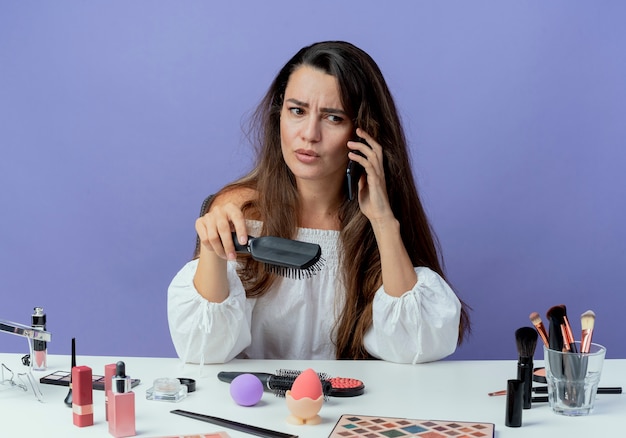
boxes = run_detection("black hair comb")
[232,232,324,279]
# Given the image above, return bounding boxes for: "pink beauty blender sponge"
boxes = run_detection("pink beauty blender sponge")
[230,373,264,406]
[285,368,324,425]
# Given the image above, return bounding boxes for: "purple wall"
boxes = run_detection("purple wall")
[1,2,624,361]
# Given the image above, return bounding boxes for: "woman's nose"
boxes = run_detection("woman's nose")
[301,117,321,142]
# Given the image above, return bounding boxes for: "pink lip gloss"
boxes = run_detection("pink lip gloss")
[31,307,47,371]
[108,361,136,437]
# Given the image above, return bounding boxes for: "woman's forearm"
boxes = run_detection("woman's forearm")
[193,246,230,302]
[371,217,417,297]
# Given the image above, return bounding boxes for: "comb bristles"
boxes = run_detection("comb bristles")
[264,257,325,280]
[271,369,332,400]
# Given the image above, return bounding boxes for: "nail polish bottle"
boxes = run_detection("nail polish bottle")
[108,361,136,437]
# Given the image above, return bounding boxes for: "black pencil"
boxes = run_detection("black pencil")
[171,409,298,438]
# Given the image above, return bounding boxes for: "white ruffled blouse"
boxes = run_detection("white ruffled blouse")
[167,222,461,364]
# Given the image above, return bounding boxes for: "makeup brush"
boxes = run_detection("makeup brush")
[515,327,538,409]
[546,305,566,351]
[64,337,76,407]
[529,312,549,347]
[559,304,577,353]
[581,310,596,354]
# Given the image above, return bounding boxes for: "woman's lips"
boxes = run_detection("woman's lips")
[295,149,320,164]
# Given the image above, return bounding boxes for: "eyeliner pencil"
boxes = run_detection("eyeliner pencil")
[171,409,298,438]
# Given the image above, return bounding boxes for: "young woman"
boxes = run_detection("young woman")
[168,41,470,364]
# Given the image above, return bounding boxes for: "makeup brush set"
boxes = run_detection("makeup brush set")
[529,305,596,355]
[531,305,611,414]
[497,305,620,426]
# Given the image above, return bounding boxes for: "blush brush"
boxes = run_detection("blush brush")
[232,232,324,279]
[515,327,538,409]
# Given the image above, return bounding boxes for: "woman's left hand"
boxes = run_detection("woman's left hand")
[347,128,395,224]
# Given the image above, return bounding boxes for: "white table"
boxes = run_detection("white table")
[0,353,623,437]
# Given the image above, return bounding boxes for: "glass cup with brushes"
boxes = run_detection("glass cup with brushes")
[541,307,604,416]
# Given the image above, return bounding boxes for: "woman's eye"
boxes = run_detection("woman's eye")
[289,107,304,116]
[327,114,343,123]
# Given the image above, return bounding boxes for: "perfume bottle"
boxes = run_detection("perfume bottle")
[108,361,136,437]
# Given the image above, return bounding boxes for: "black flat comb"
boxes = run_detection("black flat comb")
[232,232,324,279]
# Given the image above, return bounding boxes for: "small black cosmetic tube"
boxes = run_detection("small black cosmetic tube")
[505,379,523,427]
[517,357,533,409]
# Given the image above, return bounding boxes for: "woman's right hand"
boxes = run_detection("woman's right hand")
[195,188,257,260]
[196,200,249,261]
[193,188,256,302]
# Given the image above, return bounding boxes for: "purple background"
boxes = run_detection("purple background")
[1,2,624,361]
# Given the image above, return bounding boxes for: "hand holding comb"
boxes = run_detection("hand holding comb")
[232,232,324,279]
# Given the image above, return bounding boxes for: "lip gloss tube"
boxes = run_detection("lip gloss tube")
[31,307,47,371]
[108,361,136,437]
[72,366,94,427]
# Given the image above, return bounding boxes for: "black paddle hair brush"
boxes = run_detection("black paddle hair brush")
[232,232,324,279]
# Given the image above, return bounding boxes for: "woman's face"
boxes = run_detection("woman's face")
[280,65,353,188]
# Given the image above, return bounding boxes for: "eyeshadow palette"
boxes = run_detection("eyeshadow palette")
[329,414,494,437]
[40,370,140,390]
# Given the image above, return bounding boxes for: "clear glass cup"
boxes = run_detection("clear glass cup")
[543,342,606,416]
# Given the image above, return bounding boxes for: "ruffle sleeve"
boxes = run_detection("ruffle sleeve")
[167,259,254,364]
[364,266,461,364]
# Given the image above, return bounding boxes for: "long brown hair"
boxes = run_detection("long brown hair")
[213,41,470,358]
